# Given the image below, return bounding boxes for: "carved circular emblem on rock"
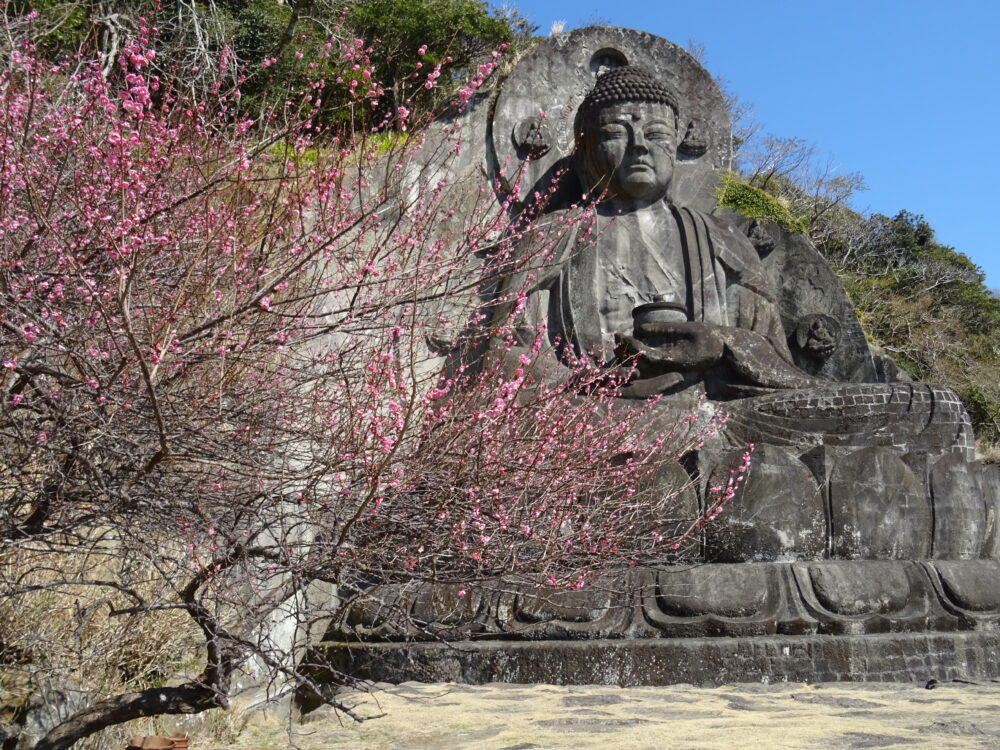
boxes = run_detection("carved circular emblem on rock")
[512,115,552,159]
[678,117,710,157]
[745,219,776,254]
[794,314,841,361]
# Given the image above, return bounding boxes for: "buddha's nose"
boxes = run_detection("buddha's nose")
[631,133,649,154]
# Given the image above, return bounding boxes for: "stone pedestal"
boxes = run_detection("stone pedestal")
[316,631,1000,687]
[309,449,1000,687]
[312,558,1000,686]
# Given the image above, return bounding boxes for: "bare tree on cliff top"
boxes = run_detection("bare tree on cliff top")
[0,25,740,750]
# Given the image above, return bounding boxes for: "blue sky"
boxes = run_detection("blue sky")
[511,0,1000,289]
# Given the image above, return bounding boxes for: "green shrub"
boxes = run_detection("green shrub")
[716,172,807,234]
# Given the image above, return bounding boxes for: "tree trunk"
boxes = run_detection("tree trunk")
[33,683,224,750]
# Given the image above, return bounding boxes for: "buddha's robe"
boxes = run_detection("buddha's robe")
[495,201,812,398]
[471,200,971,456]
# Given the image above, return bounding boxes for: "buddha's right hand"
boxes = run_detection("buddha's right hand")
[615,320,725,374]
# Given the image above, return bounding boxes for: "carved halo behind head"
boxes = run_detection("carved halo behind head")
[489,26,732,214]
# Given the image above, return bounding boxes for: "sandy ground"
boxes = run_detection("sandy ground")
[201,679,1000,749]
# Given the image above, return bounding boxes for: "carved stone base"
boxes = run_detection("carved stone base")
[315,438,1000,689]
[314,631,1000,686]
[334,561,1000,642]
[314,560,1000,690]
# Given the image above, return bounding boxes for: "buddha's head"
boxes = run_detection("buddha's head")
[573,66,679,204]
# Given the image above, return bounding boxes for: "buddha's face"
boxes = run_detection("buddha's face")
[578,100,677,203]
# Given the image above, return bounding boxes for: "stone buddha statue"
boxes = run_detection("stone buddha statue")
[495,66,817,402]
[477,62,979,560]
[323,29,1000,685]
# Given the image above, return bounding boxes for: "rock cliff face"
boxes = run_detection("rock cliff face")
[313,26,1000,686]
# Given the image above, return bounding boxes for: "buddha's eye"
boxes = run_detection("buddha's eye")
[645,127,673,142]
[598,124,628,140]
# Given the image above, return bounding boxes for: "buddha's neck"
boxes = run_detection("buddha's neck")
[597,196,671,215]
